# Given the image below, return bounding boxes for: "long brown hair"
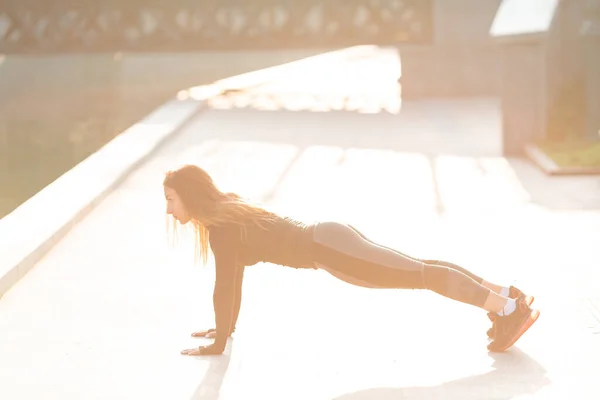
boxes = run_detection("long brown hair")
[163,164,277,264]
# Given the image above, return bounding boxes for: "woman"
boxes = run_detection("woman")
[163,164,539,356]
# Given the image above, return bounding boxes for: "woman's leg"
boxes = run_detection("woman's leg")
[312,222,512,314]
[346,225,514,298]
[311,222,539,352]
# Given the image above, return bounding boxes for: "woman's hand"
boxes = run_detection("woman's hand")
[191,328,216,338]
[191,327,235,338]
[181,343,225,356]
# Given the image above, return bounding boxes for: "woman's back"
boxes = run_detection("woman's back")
[209,214,315,270]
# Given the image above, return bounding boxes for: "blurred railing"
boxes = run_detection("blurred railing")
[0,0,434,53]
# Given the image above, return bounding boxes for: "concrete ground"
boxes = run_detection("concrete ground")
[1,51,600,399]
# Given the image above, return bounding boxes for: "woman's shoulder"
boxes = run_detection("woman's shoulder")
[208,223,242,248]
[209,223,240,238]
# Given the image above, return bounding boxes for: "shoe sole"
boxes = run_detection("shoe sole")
[488,308,540,352]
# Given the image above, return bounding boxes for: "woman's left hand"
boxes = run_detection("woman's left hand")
[181,343,225,356]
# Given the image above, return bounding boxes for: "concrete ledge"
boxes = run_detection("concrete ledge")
[525,144,600,175]
[0,98,203,299]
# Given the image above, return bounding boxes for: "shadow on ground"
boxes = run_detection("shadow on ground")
[331,348,550,400]
[187,346,549,400]
[189,352,232,400]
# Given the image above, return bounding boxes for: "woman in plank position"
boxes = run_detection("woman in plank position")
[163,164,539,356]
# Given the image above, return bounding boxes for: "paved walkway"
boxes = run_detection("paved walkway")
[1,55,600,399]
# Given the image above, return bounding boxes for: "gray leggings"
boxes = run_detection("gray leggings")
[310,222,491,309]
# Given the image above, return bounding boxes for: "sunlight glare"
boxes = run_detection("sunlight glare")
[183,45,402,114]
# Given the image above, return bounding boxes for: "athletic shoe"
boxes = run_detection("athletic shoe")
[487,295,540,352]
[487,286,534,339]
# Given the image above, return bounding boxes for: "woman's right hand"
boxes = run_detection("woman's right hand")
[191,328,216,338]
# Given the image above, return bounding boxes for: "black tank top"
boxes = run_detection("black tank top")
[208,215,315,270]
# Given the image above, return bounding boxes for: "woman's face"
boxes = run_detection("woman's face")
[164,186,191,224]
